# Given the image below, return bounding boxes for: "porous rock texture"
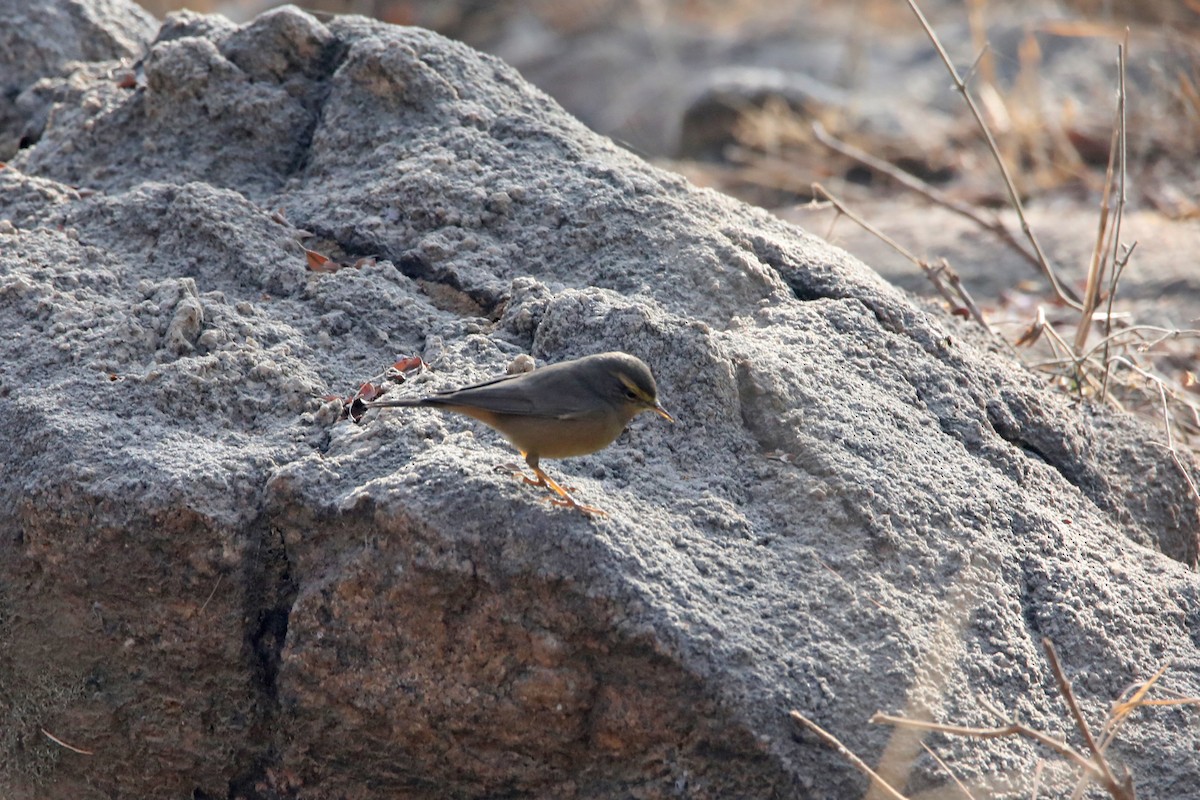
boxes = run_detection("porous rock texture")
[2,2,1199,799]
[0,0,158,160]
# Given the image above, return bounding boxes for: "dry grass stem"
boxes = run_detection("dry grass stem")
[1076,50,1123,353]
[1099,40,1131,394]
[1073,660,1200,798]
[919,740,978,800]
[789,710,911,800]
[726,2,1196,472]
[810,121,1050,281]
[1148,379,1200,513]
[811,182,990,330]
[1042,638,1127,798]
[200,573,223,614]
[902,0,1082,309]
[41,727,94,756]
[1096,662,1170,757]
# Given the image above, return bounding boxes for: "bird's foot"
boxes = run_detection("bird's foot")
[494,462,577,493]
[546,494,609,518]
[530,465,607,518]
[493,463,604,517]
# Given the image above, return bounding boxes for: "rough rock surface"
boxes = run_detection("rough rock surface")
[0,0,158,159]
[2,2,1199,799]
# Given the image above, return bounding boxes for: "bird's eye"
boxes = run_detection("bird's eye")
[623,388,639,401]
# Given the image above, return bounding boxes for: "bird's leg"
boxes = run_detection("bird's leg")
[518,467,577,494]
[528,465,609,518]
[491,454,607,518]
[493,459,576,493]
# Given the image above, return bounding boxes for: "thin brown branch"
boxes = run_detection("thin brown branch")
[810,122,1045,278]
[1081,325,1200,364]
[812,183,990,331]
[789,710,911,800]
[1031,759,1047,800]
[869,654,1195,800]
[41,728,94,755]
[920,741,978,800]
[869,712,1102,779]
[1043,639,1128,799]
[903,0,1082,310]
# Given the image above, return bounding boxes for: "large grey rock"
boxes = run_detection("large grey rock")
[1,3,1198,799]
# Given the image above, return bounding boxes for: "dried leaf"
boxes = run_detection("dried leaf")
[305,247,340,272]
[1014,307,1047,347]
[356,382,383,401]
[393,356,425,373]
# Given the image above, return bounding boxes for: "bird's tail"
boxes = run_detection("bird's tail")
[365,397,428,408]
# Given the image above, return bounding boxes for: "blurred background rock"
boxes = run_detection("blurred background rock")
[129,1,1199,208]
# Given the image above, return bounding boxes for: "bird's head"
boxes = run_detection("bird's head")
[595,352,673,423]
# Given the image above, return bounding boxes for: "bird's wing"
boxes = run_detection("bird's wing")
[428,372,594,419]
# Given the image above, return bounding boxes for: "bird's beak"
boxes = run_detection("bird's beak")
[652,402,674,423]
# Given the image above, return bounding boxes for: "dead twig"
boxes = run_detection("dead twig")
[869,712,1101,780]
[812,182,990,331]
[789,710,911,800]
[903,0,1082,310]
[920,740,978,800]
[867,638,1170,800]
[1042,638,1128,798]
[1031,759,1047,800]
[797,648,1197,800]
[811,122,1046,280]
[1081,326,1200,365]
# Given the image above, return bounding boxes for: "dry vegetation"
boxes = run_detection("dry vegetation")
[793,638,1199,800]
[752,2,1200,796]
[721,0,1200,489]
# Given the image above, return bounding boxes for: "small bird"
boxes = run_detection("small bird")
[368,351,673,517]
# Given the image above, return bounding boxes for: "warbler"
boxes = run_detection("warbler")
[368,351,672,516]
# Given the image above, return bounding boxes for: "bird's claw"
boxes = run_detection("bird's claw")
[494,463,577,492]
[547,495,609,518]
[493,462,602,517]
